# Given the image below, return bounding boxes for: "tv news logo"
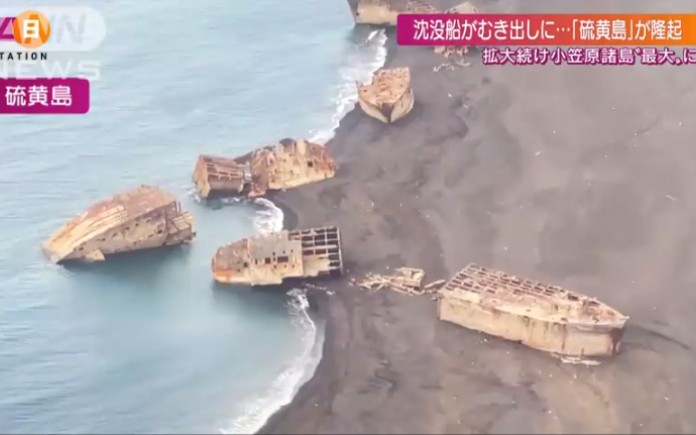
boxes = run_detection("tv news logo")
[0,6,105,52]
[1,10,51,49]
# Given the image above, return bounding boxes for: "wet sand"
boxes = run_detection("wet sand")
[260,0,696,433]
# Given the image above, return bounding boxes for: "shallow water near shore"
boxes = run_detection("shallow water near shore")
[0,0,385,433]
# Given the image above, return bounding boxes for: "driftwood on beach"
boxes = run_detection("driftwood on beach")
[357,267,446,296]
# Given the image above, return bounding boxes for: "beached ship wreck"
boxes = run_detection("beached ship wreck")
[437,264,629,358]
[211,226,343,286]
[193,138,336,199]
[447,1,478,13]
[42,185,196,264]
[346,0,440,26]
[358,67,414,123]
[434,2,479,57]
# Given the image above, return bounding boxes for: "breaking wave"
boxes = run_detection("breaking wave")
[219,26,387,435]
[220,288,324,434]
[188,192,283,236]
[309,28,388,143]
[251,198,284,235]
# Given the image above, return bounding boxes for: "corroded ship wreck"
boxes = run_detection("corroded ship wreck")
[446,1,478,13]
[358,67,414,123]
[212,226,343,286]
[434,1,479,57]
[193,138,336,199]
[346,0,440,26]
[437,264,629,358]
[42,185,196,264]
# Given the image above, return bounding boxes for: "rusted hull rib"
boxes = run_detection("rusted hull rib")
[42,185,196,264]
[347,0,440,26]
[212,226,343,286]
[193,155,246,199]
[358,67,414,124]
[437,264,629,358]
[193,138,336,199]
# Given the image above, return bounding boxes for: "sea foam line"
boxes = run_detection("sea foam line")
[221,28,387,434]
[309,29,388,144]
[220,288,323,434]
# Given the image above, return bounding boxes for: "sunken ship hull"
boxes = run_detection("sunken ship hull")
[358,67,414,124]
[347,0,440,26]
[42,185,196,264]
[437,264,629,358]
[212,226,343,286]
[193,138,336,199]
[193,154,246,199]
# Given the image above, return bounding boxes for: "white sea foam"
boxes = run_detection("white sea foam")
[309,28,388,143]
[221,28,387,435]
[221,288,324,434]
[251,198,284,235]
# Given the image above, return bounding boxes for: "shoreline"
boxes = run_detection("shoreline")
[260,0,696,432]
[258,28,429,434]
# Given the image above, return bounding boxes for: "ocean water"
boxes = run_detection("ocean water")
[0,1,386,433]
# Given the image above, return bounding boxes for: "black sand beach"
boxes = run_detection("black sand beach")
[260,0,696,433]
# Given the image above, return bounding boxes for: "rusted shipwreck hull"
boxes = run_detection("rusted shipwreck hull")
[193,138,336,199]
[437,264,629,358]
[358,67,414,124]
[212,226,343,286]
[446,1,478,14]
[42,185,196,264]
[434,2,479,57]
[347,0,440,26]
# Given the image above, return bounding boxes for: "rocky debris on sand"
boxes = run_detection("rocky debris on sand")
[359,267,425,294]
[434,46,470,58]
[423,279,446,291]
[433,59,470,73]
[358,267,447,296]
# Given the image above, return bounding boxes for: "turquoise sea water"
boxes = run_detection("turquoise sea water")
[0,1,386,433]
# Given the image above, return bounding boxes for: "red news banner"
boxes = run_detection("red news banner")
[0,78,90,114]
[397,13,696,46]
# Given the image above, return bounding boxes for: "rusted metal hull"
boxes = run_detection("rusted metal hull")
[193,139,336,199]
[447,1,478,14]
[358,67,414,124]
[212,226,343,286]
[42,185,196,264]
[347,0,440,26]
[193,155,246,199]
[437,265,629,358]
[358,87,414,123]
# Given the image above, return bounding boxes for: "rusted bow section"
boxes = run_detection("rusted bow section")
[346,0,441,26]
[193,138,336,199]
[42,185,196,264]
[345,0,477,26]
[358,67,414,123]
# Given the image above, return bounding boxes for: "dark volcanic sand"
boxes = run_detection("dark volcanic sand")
[260,0,696,433]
